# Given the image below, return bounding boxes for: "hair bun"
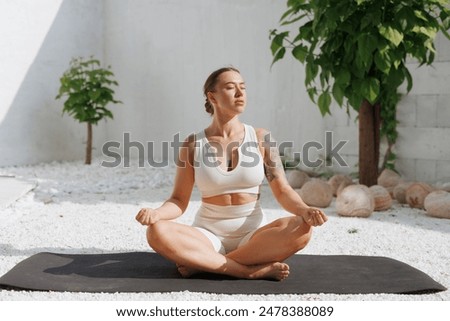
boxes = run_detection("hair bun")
[204,99,214,115]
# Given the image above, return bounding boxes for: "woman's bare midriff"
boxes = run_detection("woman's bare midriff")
[202,193,259,206]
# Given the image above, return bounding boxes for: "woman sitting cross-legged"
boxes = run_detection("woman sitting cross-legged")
[135,67,327,281]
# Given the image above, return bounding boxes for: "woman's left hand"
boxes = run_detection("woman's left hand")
[302,207,328,226]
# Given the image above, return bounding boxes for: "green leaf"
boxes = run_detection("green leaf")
[350,61,365,79]
[271,47,286,67]
[270,31,289,55]
[414,10,429,22]
[279,8,295,22]
[361,10,381,30]
[335,68,351,86]
[358,33,378,59]
[320,69,330,87]
[332,82,345,106]
[388,49,404,69]
[281,14,307,26]
[307,87,317,103]
[379,26,404,47]
[403,67,413,92]
[355,47,373,73]
[374,50,391,74]
[294,21,313,42]
[327,34,344,52]
[89,90,101,102]
[292,44,308,63]
[413,26,438,39]
[347,91,363,110]
[361,78,380,104]
[305,60,318,86]
[387,67,405,89]
[318,91,331,116]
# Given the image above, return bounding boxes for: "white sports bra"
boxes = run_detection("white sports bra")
[194,124,265,198]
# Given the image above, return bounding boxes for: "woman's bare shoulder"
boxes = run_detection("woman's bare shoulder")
[254,127,272,143]
[181,133,198,153]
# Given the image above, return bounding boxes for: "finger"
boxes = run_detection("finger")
[136,208,146,219]
[137,215,146,225]
[310,209,320,225]
[313,215,321,226]
[317,210,328,225]
[315,215,325,226]
[318,211,327,225]
[142,218,150,226]
[136,212,148,223]
[137,212,150,225]
[314,210,325,226]
[306,216,315,226]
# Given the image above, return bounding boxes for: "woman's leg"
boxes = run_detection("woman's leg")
[226,215,312,266]
[147,220,289,280]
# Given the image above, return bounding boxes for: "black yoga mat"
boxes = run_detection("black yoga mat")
[0,252,446,294]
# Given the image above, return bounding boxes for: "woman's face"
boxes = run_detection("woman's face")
[208,71,247,115]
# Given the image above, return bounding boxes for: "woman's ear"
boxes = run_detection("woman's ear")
[207,91,217,106]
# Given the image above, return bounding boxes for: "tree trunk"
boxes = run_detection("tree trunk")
[358,100,380,186]
[85,122,92,165]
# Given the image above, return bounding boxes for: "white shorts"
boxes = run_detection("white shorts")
[192,200,267,254]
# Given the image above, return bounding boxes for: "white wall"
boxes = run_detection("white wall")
[1,0,449,183]
[0,0,104,166]
[103,0,325,165]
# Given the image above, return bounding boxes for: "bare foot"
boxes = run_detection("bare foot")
[177,262,290,281]
[248,262,290,281]
[177,264,200,278]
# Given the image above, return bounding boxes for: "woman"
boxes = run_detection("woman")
[136,67,327,281]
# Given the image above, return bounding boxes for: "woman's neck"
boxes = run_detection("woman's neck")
[208,115,242,138]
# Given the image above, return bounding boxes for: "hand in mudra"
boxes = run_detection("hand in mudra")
[135,208,160,226]
[303,207,327,227]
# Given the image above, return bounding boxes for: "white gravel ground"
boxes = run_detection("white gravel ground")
[0,158,449,301]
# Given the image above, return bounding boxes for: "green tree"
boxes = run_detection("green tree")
[56,57,122,164]
[271,0,450,186]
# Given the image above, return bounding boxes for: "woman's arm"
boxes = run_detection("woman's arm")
[256,128,327,226]
[136,135,195,225]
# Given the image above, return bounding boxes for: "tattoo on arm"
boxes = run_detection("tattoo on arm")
[264,164,276,182]
[263,132,284,182]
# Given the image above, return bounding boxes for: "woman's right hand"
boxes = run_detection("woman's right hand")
[135,208,161,226]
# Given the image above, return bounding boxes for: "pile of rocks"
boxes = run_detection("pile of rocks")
[285,168,450,219]
[378,169,450,219]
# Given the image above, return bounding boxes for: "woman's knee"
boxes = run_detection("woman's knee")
[146,220,171,246]
[285,216,313,251]
[294,227,312,250]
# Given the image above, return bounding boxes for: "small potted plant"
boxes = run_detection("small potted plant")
[56,56,122,164]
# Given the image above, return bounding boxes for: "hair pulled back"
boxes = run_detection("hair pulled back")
[203,67,240,115]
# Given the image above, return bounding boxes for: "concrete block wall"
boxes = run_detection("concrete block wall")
[388,31,450,183]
